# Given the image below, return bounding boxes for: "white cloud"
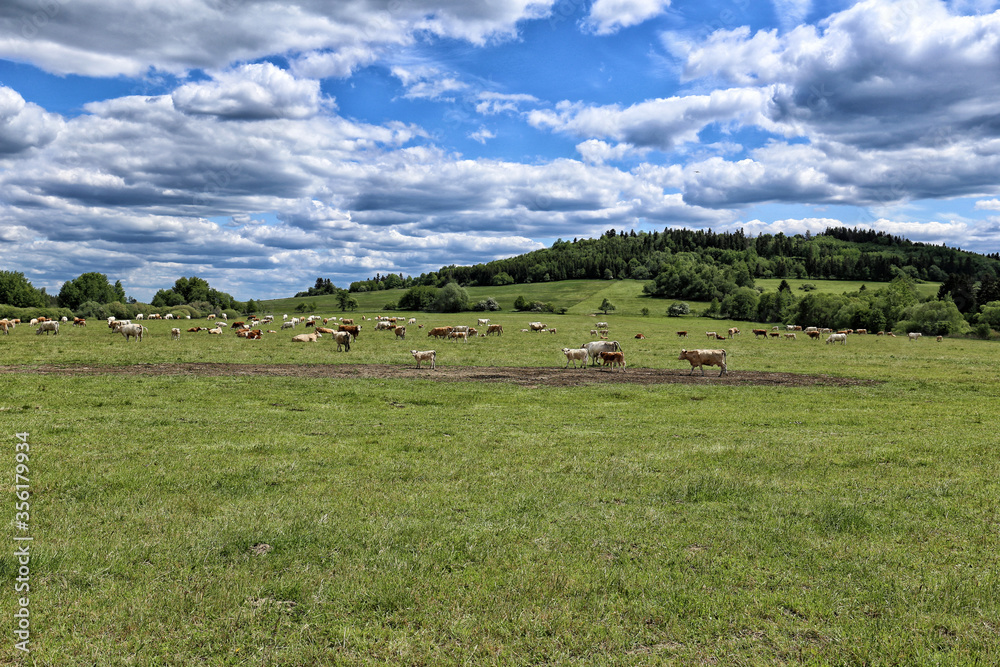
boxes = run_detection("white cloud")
[469,127,496,143]
[0,87,64,154]
[583,0,672,35]
[171,64,327,120]
[975,199,1000,210]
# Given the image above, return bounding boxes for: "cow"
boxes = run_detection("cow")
[807,331,822,340]
[448,331,468,343]
[581,340,621,366]
[678,349,727,376]
[561,347,588,368]
[529,322,547,332]
[0,320,9,335]
[292,332,321,342]
[596,322,609,329]
[486,324,503,336]
[332,331,352,351]
[676,331,688,338]
[784,333,797,340]
[73,317,87,327]
[728,327,740,338]
[119,323,147,341]
[207,327,223,335]
[908,332,922,341]
[411,349,436,369]
[752,329,768,338]
[634,333,646,339]
[427,326,453,339]
[715,334,727,341]
[599,351,626,371]
[338,324,361,341]
[171,328,181,340]
[705,331,717,339]
[35,321,59,335]
[477,318,490,326]
[394,326,406,340]
[826,333,847,345]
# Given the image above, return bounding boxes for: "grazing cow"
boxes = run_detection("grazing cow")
[635,333,646,339]
[752,329,768,338]
[332,331,352,351]
[807,331,821,339]
[856,329,868,335]
[342,319,354,325]
[599,351,626,371]
[529,322,547,332]
[596,322,609,329]
[394,326,406,340]
[427,326,453,339]
[908,332,922,341]
[477,318,490,326]
[486,324,503,336]
[937,335,943,342]
[292,332,321,342]
[784,333,796,340]
[826,333,847,345]
[338,324,361,341]
[678,349,727,376]
[171,328,181,340]
[35,321,60,335]
[581,340,622,366]
[561,347,588,368]
[728,327,740,338]
[411,349,436,369]
[119,323,147,341]
[677,331,688,338]
[73,317,87,327]
[448,331,468,343]
[0,320,9,335]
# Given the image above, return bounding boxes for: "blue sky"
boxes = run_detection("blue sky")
[2,0,1000,301]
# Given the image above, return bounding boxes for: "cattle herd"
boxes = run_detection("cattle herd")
[0,312,942,377]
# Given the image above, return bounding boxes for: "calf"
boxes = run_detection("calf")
[411,349,436,369]
[599,351,626,371]
[561,347,588,368]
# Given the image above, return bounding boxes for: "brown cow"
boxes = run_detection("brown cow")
[486,324,503,336]
[599,351,626,371]
[427,326,453,339]
[338,324,361,340]
[752,329,768,338]
[678,349,727,376]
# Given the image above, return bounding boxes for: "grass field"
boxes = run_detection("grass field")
[2,288,998,665]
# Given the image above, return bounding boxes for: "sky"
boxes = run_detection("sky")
[2,0,1000,302]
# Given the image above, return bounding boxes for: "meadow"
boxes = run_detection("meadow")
[2,286,999,665]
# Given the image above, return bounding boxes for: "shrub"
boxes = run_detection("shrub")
[383,302,397,311]
[472,298,501,312]
[667,302,689,317]
[433,282,470,313]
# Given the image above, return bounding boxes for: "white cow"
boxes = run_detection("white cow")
[411,349,436,369]
[908,332,922,341]
[826,333,847,345]
[477,318,490,326]
[119,324,147,341]
[35,321,60,335]
[171,328,181,340]
[561,347,588,368]
[581,340,621,366]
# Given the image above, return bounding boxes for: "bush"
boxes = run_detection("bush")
[530,301,555,313]
[799,283,818,291]
[473,298,501,312]
[433,282,470,313]
[398,286,438,311]
[975,322,992,339]
[667,302,689,317]
[383,302,397,311]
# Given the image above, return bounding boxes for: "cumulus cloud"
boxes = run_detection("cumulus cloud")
[171,64,327,120]
[0,87,63,154]
[0,0,559,78]
[583,0,672,35]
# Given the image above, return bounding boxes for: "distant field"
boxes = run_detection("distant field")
[262,278,941,321]
[1,304,996,664]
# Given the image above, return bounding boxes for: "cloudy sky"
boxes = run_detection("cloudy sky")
[2,0,1000,301]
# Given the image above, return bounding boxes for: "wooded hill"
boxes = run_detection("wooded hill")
[347,226,999,295]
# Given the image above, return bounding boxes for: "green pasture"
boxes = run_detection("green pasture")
[2,308,999,664]
[263,277,940,321]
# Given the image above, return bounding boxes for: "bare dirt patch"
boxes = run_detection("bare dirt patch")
[0,362,875,387]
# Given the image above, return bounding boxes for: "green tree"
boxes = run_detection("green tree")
[398,286,438,311]
[59,272,123,310]
[599,298,616,314]
[0,271,47,308]
[896,299,970,335]
[434,282,470,313]
[336,290,359,312]
[491,272,514,286]
[720,287,760,320]
[513,295,530,311]
[667,302,689,317]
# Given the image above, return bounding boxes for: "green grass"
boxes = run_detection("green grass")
[756,277,941,299]
[1,293,998,665]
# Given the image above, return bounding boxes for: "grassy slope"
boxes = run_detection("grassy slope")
[3,302,998,665]
[263,277,941,320]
